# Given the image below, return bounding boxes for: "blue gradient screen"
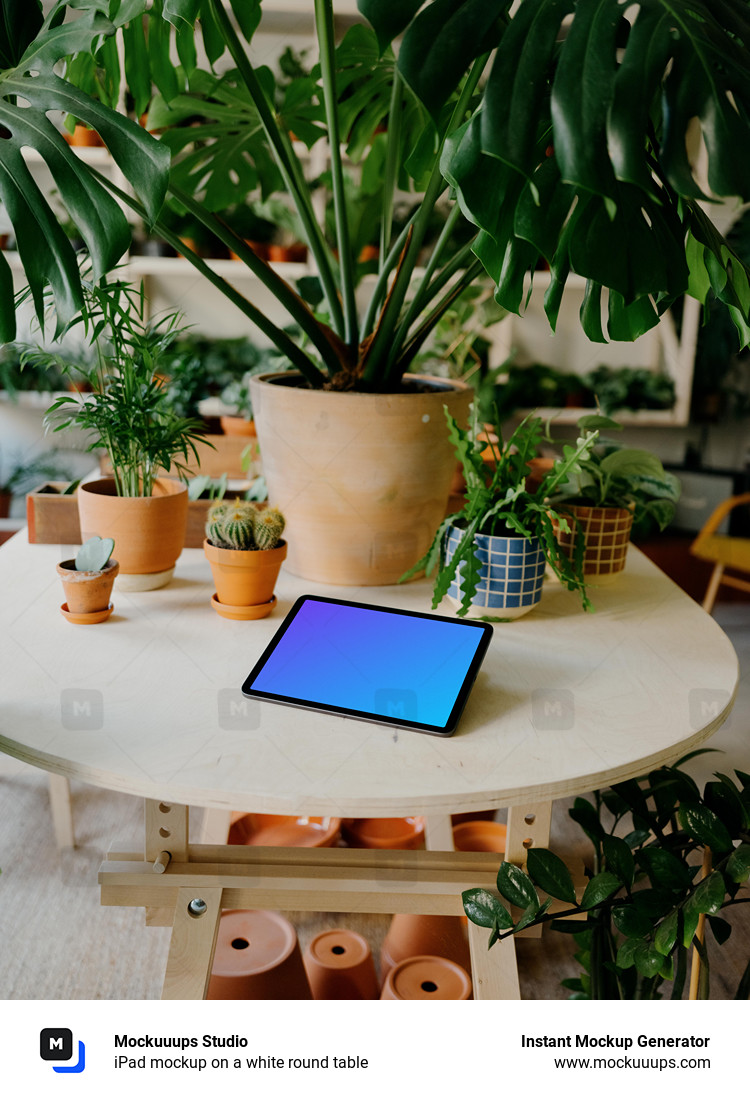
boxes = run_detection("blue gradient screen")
[244,597,490,730]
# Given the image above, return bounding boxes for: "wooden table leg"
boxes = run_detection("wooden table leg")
[162,887,223,1000]
[198,807,232,844]
[423,814,454,851]
[144,799,189,928]
[48,774,75,848]
[467,919,520,999]
[505,802,552,864]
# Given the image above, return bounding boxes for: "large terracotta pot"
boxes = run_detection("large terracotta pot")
[380,955,472,1000]
[303,929,379,1000]
[77,478,188,590]
[249,373,472,585]
[380,914,471,978]
[207,910,312,1000]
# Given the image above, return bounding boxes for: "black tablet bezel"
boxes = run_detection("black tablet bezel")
[240,594,493,737]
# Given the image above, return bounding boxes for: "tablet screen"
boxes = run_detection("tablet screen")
[241,595,493,736]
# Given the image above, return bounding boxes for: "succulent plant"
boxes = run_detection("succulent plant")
[74,536,114,571]
[206,500,285,551]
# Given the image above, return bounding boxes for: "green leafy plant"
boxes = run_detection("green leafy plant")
[187,473,228,501]
[0,450,71,496]
[483,360,593,421]
[74,535,114,571]
[548,414,681,532]
[462,756,750,1000]
[411,282,507,384]
[1,1,749,386]
[401,409,599,615]
[206,499,285,550]
[20,274,208,497]
[0,343,67,397]
[585,366,676,415]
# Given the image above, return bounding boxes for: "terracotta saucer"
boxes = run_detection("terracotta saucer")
[210,593,277,620]
[60,602,113,625]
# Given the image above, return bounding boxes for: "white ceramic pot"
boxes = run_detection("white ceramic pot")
[444,526,547,619]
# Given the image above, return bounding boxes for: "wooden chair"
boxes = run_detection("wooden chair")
[690,492,750,612]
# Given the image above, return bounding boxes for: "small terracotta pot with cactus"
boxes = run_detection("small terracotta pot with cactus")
[204,500,287,620]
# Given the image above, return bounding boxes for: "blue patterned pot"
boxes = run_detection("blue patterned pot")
[444,526,546,619]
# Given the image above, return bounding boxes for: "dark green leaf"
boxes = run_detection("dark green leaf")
[550,0,620,197]
[634,942,666,978]
[602,835,635,888]
[692,870,726,916]
[613,904,653,938]
[0,0,43,68]
[678,804,734,855]
[357,0,426,53]
[654,910,679,955]
[121,14,152,120]
[615,938,640,970]
[707,915,732,946]
[568,798,604,844]
[735,769,750,790]
[623,828,651,849]
[526,848,577,904]
[726,843,750,884]
[226,0,261,41]
[638,847,694,892]
[514,898,550,932]
[580,872,621,910]
[461,887,513,930]
[398,0,506,122]
[481,0,572,177]
[704,780,747,836]
[496,861,539,909]
[681,904,701,948]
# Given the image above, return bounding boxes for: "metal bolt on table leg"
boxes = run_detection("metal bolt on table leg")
[187,898,208,917]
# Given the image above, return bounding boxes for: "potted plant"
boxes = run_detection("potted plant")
[402,410,598,618]
[548,414,681,583]
[1,2,749,581]
[57,535,119,624]
[0,451,71,518]
[21,273,208,590]
[461,757,750,1000]
[204,499,286,619]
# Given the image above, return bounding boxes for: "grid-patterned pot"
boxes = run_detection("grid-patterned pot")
[556,504,634,582]
[444,527,546,619]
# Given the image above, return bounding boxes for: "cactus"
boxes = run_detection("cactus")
[252,507,285,550]
[206,500,285,551]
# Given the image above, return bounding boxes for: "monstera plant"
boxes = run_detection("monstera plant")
[0,0,748,387]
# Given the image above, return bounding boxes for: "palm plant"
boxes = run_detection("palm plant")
[0,0,749,391]
[21,275,207,496]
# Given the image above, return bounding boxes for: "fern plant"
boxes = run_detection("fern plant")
[401,410,599,616]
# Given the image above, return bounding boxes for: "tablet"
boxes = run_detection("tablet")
[240,595,493,737]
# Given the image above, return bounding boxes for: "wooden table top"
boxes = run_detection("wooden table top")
[0,534,739,817]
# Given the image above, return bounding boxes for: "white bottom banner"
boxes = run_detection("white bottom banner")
[3,998,745,1100]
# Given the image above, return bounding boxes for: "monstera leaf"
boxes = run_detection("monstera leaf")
[390,0,750,342]
[0,1,169,341]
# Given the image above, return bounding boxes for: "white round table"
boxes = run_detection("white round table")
[0,536,738,998]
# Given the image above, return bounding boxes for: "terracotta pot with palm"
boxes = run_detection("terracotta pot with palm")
[204,499,286,620]
[24,276,206,592]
